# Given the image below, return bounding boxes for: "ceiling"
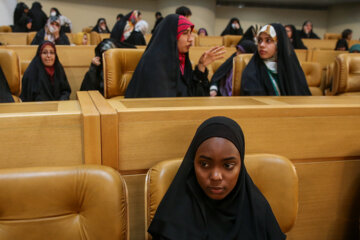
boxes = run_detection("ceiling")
[216,0,359,9]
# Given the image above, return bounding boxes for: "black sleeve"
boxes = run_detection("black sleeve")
[55,34,70,45]
[189,66,210,96]
[59,68,71,100]
[80,64,103,93]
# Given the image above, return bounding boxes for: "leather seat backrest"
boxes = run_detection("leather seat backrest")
[90,31,101,45]
[82,27,92,33]
[331,53,360,95]
[0,165,129,240]
[232,53,253,96]
[302,39,337,50]
[103,48,144,98]
[145,154,298,239]
[294,49,308,62]
[72,32,90,45]
[27,31,37,44]
[223,35,242,47]
[198,36,223,47]
[323,33,341,40]
[0,26,12,33]
[0,49,21,100]
[300,62,323,95]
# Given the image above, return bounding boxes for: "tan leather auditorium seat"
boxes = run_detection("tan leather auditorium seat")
[0,49,21,102]
[300,62,323,95]
[145,154,298,239]
[103,48,144,99]
[0,165,129,240]
[323,33,341,40]
[232,54,253,96]
[223,35,242,47]
[331,53,360,95]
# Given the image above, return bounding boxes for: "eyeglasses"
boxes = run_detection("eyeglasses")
[41,51,55,56]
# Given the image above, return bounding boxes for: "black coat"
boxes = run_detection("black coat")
[221,18,243,36]
[30,2,48,31]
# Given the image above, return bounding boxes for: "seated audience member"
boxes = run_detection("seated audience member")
[198,28,208,36]
[335,29,352,51]
[111,10,145,45]
[148,116,286,240]
[0,67,14,103]
[221,18,243,36]
[21,41,71,101]
[299,20,320,39]
[349,44,360,53]
[50,8,72,33]
[30,2,47,31]
[210,26,258,96]
[151,11,163,33]
[31,16,70,45]
[175,6,192,19]
[13,2,33,32]
[285,24,307,49]
[241,24,311,96]
[92,18,111,33]
[80,39,135,94]
[125,14,225,98]
[127,19,148,45]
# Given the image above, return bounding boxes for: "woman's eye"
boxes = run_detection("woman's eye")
[224,163,235,169]
[199,161,209,168]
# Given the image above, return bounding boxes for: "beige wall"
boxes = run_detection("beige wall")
[1,0,17,25]
[215,6,328,37]
[17,0,358,39]
[327,3,360,40]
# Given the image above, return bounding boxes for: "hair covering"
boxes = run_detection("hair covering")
[284,25,307,50]
[92,18,110,33]
[241,23,311,96]
[31,16,70,45]
[14,2,29,26]
[221,18,243,36]
[335,39,349,51]
[135,20,149,35]
[0,67,14,103]
[198,28,208,36]
[177,16,194,75]
[148,116,285,240]
[111,10,139,42]
[20,41,71,101]
[349,44,360,53]
[299,20,320,39]
[125,14,209,98]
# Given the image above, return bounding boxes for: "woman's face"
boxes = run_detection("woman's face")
[304,22,312,34]
[194,137,241,200]
[177,27,193,53]
[82,34,88,45]
[50,21,60,33]
[199,30,206,37]
[40,45,56,67]
[285,26,292,39]
[257,32,277,60]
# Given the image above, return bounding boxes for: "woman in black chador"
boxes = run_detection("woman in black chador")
[125,14,224,98]
[148,116,286,240]
[92,18,111,33]
[30,2,48,31]
[210,26,257,96]
[241,24,311,96]
[285,24,307,50]
[299,20,320,39]
[221,18,243,36]
[20,41,71,101]
[0,67,14,103]
[80,39,135,95]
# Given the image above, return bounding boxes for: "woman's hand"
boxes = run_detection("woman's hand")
[92,57,101,66]
[198,46,226,72]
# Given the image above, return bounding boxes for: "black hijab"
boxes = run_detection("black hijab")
[149,116,285,240]
[92,18,110,33]
[125,14,208,98]
[14,2,29,26]
[335,39,349,51]
[111,11,136,42]
[241,23,311,96]
[299,20,320,39]
[0,67,14,103]
[221,18,243,36]
[285,25,307,50]
[20,41,71,102]
[80,39,135,94]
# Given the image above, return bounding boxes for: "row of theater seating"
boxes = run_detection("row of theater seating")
[2,31,360,49]
[0,45,358,102]
[0,154,297,239]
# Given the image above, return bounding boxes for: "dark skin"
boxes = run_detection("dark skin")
[194,137,241,200]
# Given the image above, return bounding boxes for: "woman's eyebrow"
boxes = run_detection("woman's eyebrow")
[198,155,212,160]
[222,157,236,161]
